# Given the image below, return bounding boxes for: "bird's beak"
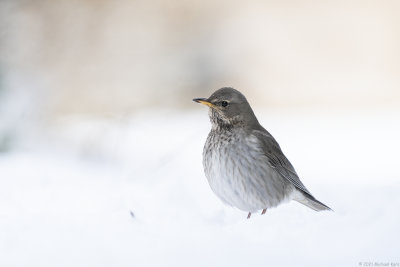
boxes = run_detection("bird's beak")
[193,98,215,108]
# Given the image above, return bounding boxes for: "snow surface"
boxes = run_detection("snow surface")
[1,109,399,267]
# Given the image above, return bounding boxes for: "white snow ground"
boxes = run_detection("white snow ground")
[0,109,399,267]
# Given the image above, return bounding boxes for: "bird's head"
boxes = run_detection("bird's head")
[193,87,259,130]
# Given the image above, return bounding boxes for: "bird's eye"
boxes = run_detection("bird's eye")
[221,101,229,107]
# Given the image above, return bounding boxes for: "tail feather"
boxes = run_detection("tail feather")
[294,191,332,211]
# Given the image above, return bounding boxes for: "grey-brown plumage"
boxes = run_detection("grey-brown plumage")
[193,87,331,218]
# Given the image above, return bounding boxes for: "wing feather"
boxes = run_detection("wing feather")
[252,129,312,196]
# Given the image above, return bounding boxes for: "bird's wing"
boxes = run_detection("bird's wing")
[252,129,312,196]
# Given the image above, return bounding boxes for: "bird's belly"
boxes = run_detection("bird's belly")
[203,136,293,212]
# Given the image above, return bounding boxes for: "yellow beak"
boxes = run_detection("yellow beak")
[193,98,215,108]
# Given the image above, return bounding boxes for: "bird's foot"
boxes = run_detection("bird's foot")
[247,212,252,219]
[261,209,267,215]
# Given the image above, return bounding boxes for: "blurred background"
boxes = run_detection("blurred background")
[1,1,399,266]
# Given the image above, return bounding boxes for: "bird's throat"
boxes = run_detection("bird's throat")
[209,109,240,131]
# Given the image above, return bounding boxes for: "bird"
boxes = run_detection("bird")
[193,87,331,219]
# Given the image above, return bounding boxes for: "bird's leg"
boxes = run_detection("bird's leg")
[247,212,252,219]
[261,209,267,215]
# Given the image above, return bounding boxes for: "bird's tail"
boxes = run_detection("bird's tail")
[293,191,332,211]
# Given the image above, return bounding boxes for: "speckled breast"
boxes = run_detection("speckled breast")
[203,128,293,212]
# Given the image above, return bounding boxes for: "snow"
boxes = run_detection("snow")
[0,109,399,267]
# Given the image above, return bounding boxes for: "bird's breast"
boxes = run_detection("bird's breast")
[203,129,288,211]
